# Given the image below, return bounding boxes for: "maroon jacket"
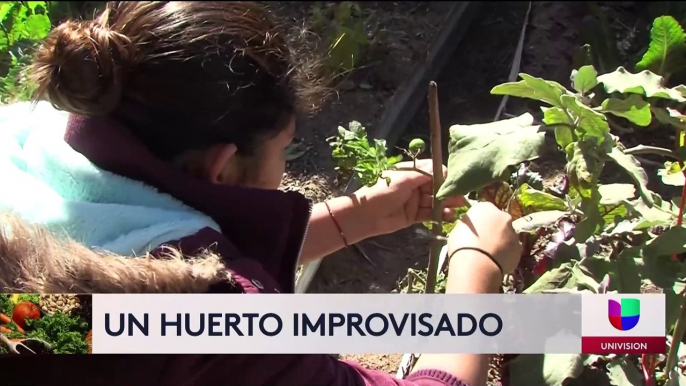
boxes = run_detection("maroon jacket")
[2,115,468,386]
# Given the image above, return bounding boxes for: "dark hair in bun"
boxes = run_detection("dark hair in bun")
[30,1,329,160]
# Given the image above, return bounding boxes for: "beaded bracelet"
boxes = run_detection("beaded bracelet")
[324,201,349,247]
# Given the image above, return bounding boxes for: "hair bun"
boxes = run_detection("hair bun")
[31,20,134,116]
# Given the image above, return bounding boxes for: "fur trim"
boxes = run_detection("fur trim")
[0,213,233,293]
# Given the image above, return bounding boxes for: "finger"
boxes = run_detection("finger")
[414,207,456,224]
[419,193,433,209]
[441,195,466,208]
[418,192,466,209]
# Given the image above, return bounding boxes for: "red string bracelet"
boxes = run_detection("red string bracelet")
[324,201,349,248]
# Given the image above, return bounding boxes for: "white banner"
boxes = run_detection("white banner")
[92,294,582,354]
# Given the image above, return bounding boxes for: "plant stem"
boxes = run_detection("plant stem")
[393,166,433,178]
[425,81,444,294]
[622,145,679,160]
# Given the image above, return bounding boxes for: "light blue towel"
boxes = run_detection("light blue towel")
[0,101,221,257]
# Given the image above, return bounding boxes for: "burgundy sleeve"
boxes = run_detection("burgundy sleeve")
[157,353,468,386]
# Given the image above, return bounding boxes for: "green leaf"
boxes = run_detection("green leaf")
[566,141,601,198]
[491,73,569,107]
[525,261,603,293]
[436,113,546,199]
[508,354,584,386]
[542,107,575,149]
[612,248,643,293]
[626,193,677,229]
[560,95,610,144]
[638,250,684,290]
[653,106,686,130]
[525,263,575,293]
[643,226,686,258]
[607,357,643,386]
[571,263,603,292]
[600,203,629,226]
[597,67,686,102]
[607,147,654,207]
[575,198,604,242]
[658,161,685,186]
[601,95,652,127]
[554,127,574,150]
[24,14,51,40]
[513,210,568,233]
[572,65,598,94]
[518,183,567,212]
[542,106,572,126]
[636,16,686,76]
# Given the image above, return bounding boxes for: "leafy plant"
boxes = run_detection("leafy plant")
[330,62,686,384]
[309,1,376,77]
[0,1,52,103]
[328,121,402,186]
[635,16,686,83]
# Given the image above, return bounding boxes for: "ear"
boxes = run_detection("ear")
[207,143,238,184]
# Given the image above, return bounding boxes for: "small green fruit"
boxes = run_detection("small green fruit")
[409,138,426,155]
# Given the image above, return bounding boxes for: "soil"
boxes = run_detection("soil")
[267,0,679,383]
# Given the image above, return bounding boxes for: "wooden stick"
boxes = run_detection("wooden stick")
[426,81,444,294]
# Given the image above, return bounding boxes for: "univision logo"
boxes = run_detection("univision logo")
[608,298,640,331]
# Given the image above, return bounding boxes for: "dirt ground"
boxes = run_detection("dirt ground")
[268,0,677,381]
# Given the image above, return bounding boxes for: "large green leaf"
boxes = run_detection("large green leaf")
[560,95,610,144]
[572,65,599,94]
[607,147,654,207]
[601,95,652,127]
[606,357,643,386]
[436,113,546,199]
[626,193,677,229]
[491,74,569,107]
[636,16,686,76]
[508,354,584,386]
[518,183,567,212]
[8,3,28,45]
[542,107,575,149]
[525,261,602,293]
[597,67,686,102]
[24,14,51,40]
[643,226,686,258]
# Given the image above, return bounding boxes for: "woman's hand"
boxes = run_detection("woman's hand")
[446,201,523,293]
[412,202,522,386]
[351,159,465,237]
[299,159,465,264]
